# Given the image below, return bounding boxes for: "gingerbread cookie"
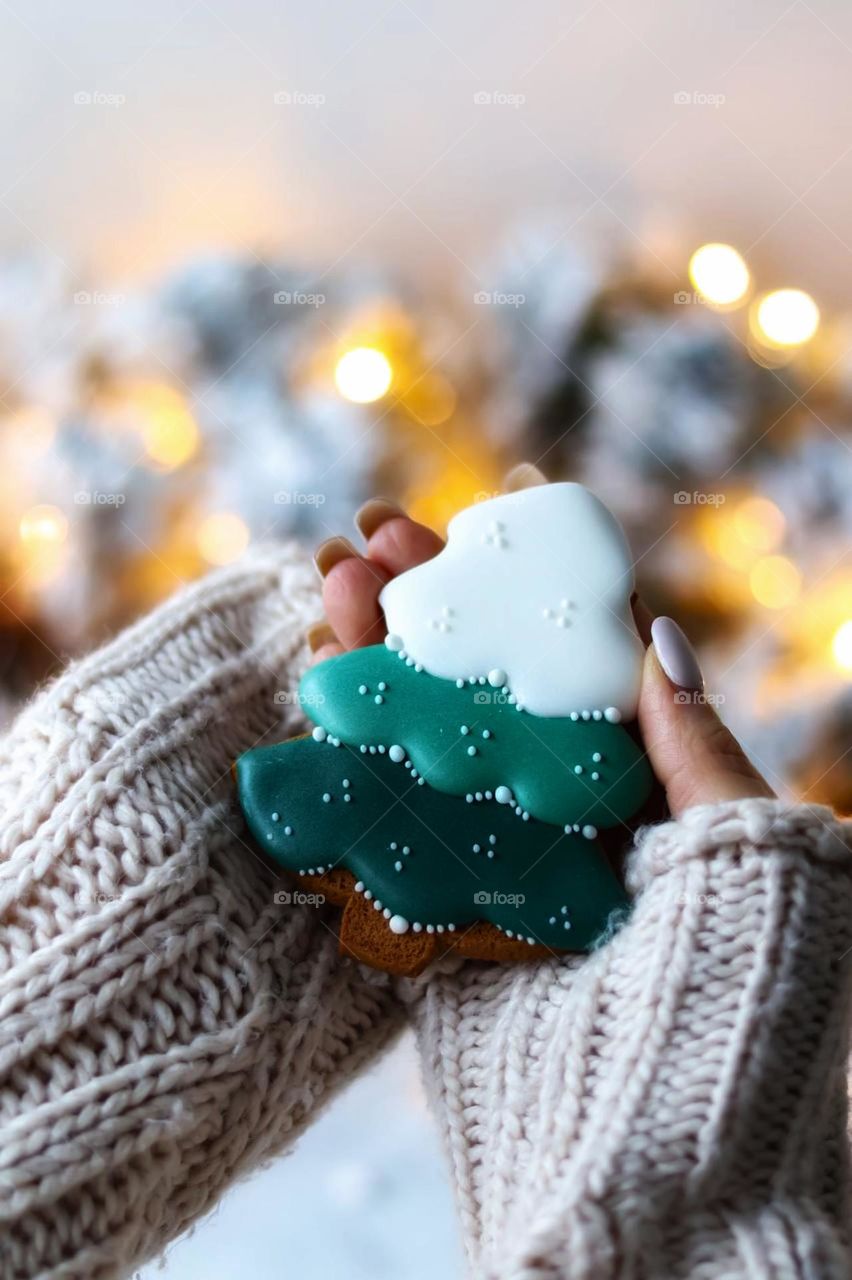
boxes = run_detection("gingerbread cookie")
[237,482,653,975]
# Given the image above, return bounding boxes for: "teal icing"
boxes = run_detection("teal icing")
[299,645,652,829]
[236,737,630,951]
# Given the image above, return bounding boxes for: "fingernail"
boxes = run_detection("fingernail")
[307,621,336,652]
[503,461,548,492]
[651,616,704,692]
[314,536,358,578]
[354,497,404,540]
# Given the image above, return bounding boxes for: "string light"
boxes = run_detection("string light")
[688,243,750,307]
[749,555,801,609]
[753,288,819,348]
[832,620,852,673]
[197,513,249,566]
[335,348,393,403]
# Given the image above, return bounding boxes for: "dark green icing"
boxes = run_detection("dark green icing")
[299,645,652,828]
[237,738,629,950]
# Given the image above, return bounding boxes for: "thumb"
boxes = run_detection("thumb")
[638,616,774,818]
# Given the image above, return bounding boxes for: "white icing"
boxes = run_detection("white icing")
[379,483,643,718]
[389,914,410,934]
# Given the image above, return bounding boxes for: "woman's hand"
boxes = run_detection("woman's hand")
[311,466,774,820]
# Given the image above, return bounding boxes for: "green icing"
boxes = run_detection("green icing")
[236,737,629,951]
[300,645,652,829]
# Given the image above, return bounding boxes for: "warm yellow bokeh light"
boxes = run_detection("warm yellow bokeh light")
[335,347,393,403]
[139,388,200,470]
[197,513,250,566]
[749,555,801,609]
[755,289,820,348]
[19,504,68,545]
[733,496,786,553]
[688,243,750,307]
[832,619,852,673]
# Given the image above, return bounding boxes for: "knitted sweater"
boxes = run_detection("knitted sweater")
[0,545,849,1280]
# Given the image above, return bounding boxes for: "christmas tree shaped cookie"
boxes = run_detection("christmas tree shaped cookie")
[237,482,653,975]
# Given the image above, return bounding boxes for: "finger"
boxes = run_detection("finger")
[638,616,773,816]
[306,622,344,666]
[631,594,654,647]
[322,551,390,650]
[365,514,444,576]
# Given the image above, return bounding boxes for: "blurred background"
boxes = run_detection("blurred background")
[0,1,850,1274]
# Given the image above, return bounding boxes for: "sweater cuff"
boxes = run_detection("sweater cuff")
[626,797,852,895]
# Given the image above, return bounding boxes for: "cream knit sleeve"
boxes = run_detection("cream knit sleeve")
[0,545,401,1280]
[408,798,852,1280]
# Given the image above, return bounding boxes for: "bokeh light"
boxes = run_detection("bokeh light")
[19,504,68,546]
[733,496,786,553]
[197,512,249,565]
[335,348,393,403]
[832,619,852,673]
[754,288,820,347]
[688,243,750,306]
[749,555,801,608]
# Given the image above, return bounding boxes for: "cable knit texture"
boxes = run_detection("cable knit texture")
[408,798,852,1279]
[0,545,401,1280]
[0,542,851,1280]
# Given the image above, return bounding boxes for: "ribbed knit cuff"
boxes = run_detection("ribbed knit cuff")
[627,797,852,892]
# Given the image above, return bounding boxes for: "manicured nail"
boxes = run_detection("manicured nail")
[314,536,358,578]
[503,462,548,492]
[651,617,704,692]
[354,497,405,540]
[307,621,337,652]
